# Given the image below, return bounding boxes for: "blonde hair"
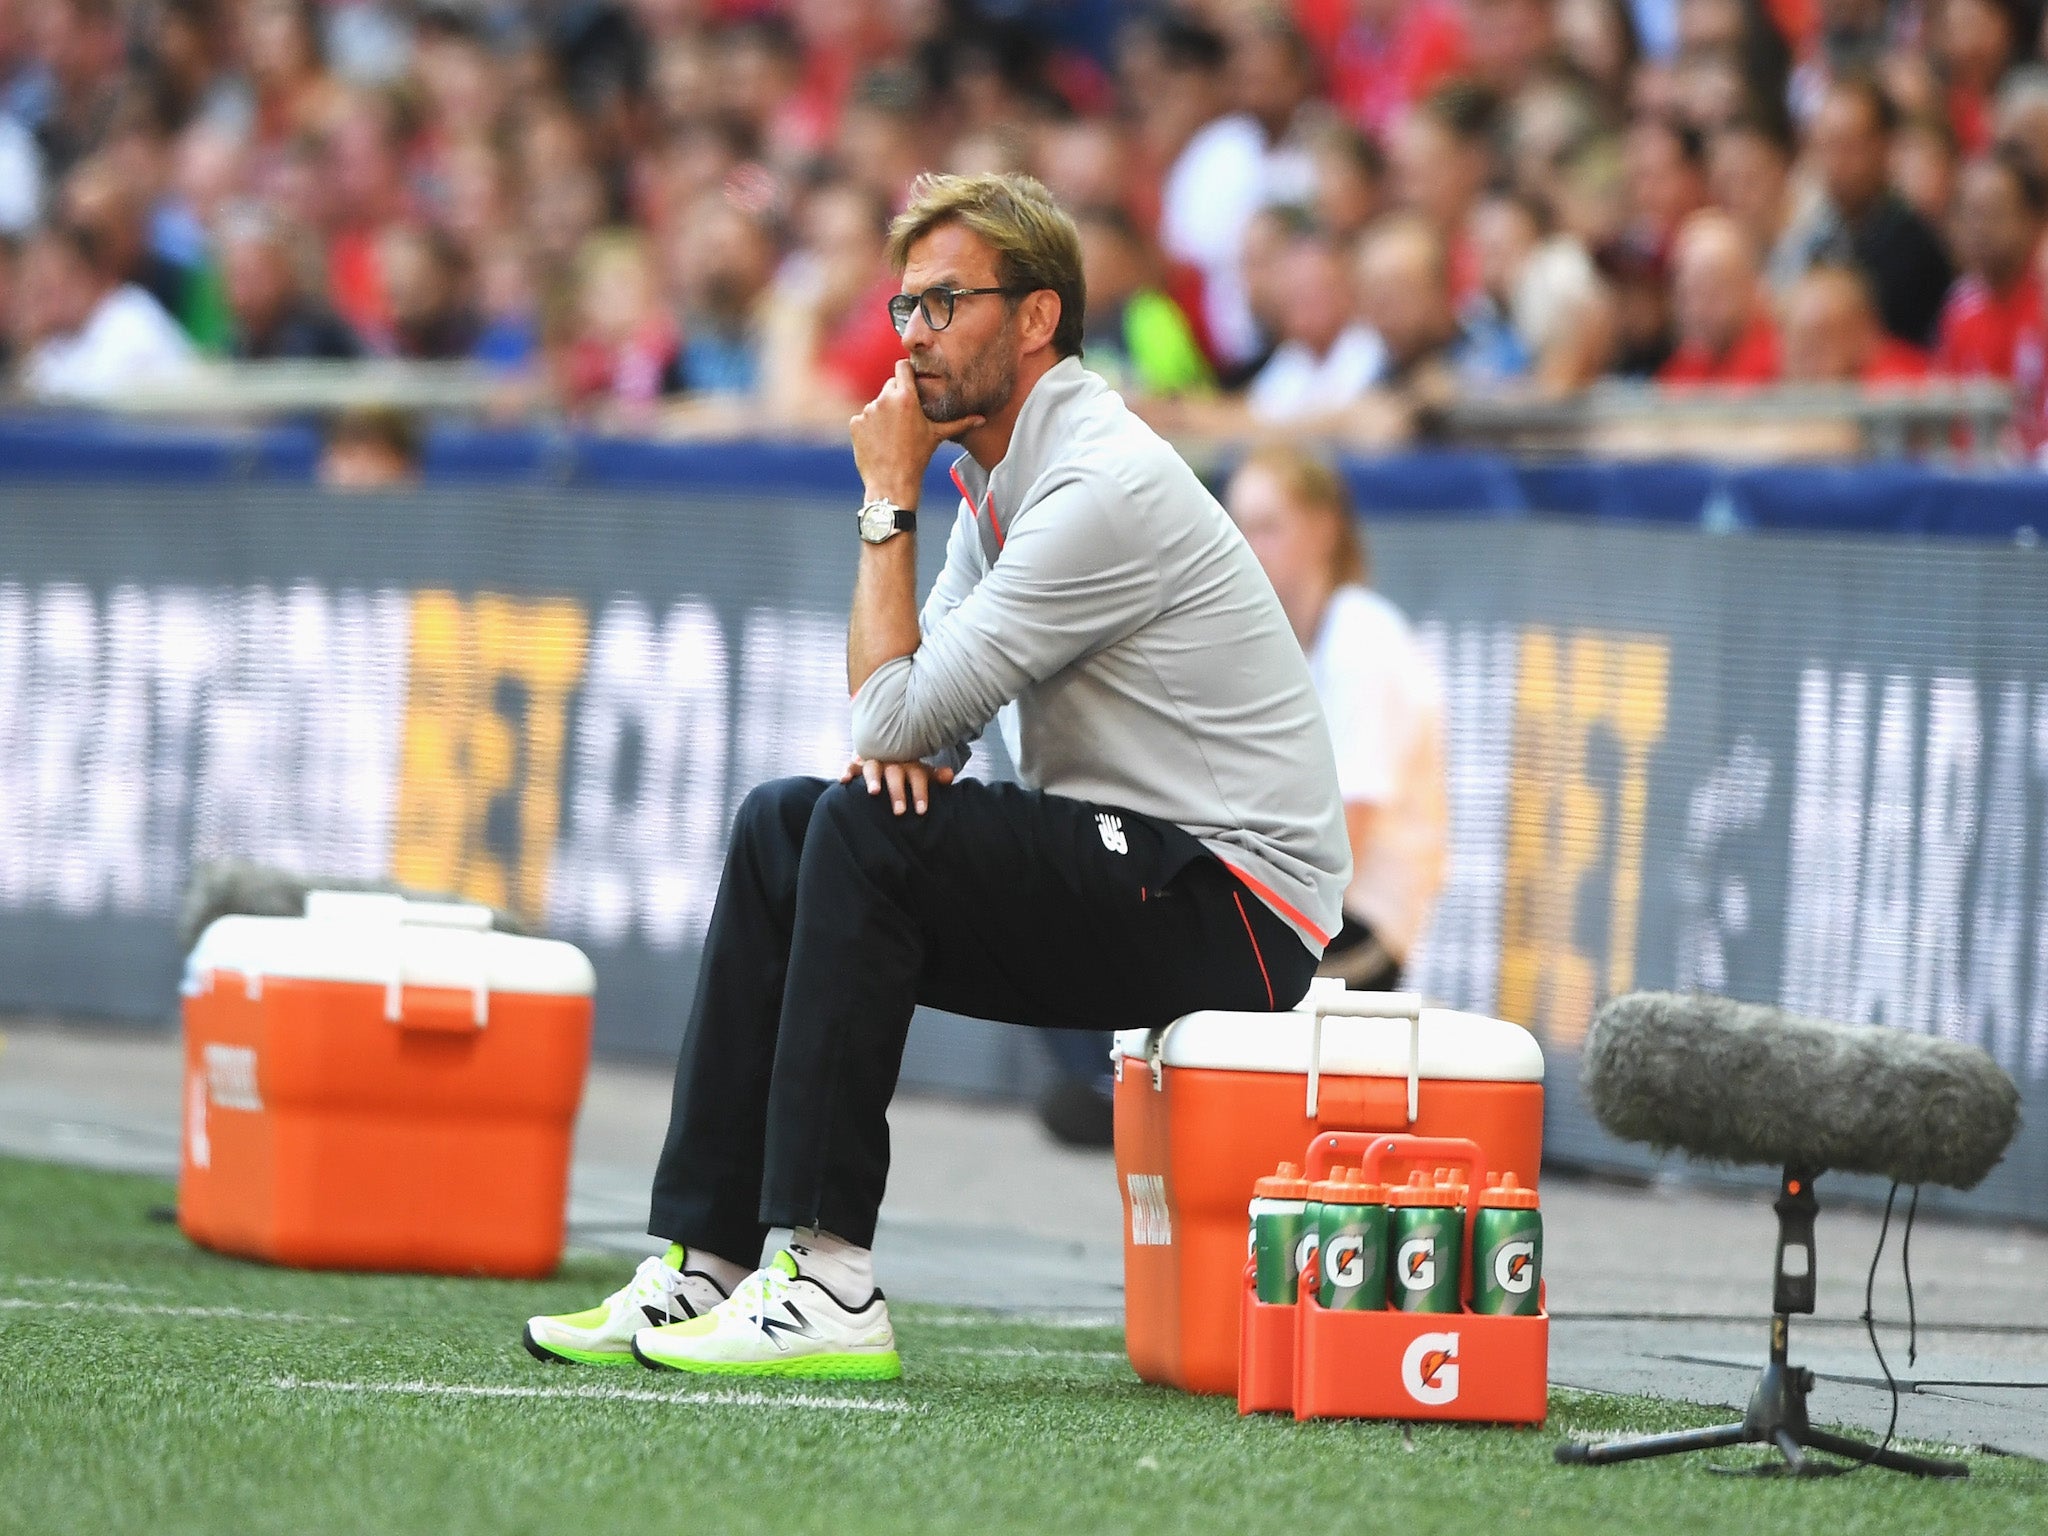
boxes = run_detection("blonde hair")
[886,171,1086,358]
[1237,443,1369,587]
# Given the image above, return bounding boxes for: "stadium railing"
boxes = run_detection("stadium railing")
[60,361,2021,465]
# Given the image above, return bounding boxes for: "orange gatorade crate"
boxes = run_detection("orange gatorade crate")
[1272,1133,1548,1424]
[1114,980,1544,1395]
[179,891,596,1278]
[1235,1159,1314,1414]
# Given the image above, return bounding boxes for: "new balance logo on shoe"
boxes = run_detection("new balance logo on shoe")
[641,1301,693,1328]
[755,1303,819,1350]
[1096,813,1127,855]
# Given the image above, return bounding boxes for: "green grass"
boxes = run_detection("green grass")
[0,1156,2040,1536]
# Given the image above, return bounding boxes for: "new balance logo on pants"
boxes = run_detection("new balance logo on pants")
[1096,813,1127,854]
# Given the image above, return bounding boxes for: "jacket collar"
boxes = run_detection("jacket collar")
[947,356,1104,545]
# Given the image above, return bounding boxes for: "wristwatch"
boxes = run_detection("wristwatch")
[857,498,917,544]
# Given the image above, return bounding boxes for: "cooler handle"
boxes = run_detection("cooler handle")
[1142,1025,1168,1090]
[390,985,486,1033]
[384,927,491,1031]
[1305,992,1423,1122]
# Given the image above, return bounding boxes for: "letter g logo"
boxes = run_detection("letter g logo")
[1327,1234,1365,1288]
[1397,1236,1437,1291]
[1401,1331,1461,1406]
[1492,1240,1536,1295]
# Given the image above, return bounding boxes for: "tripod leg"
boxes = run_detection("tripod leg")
[1771,1429,1805,1475]
[1556,1422,1749,1466]
[1802,1427,1970,1479]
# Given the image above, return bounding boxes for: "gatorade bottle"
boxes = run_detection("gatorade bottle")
[1471,1172,1543,1316]
[1387,1170,1463,1313]
[1314,1169,1388,1311]
[1248,1162,1311,1305]
[1299,1165,1346,1294]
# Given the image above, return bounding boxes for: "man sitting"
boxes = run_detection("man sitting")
[522,172,1348,1380]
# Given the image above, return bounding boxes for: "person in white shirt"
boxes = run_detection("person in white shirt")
[1246,231,1387,421]
[1226,10,1323,209]
[1226,443,1447,989]
[1149,15,1270,371]
[18,223,194,402]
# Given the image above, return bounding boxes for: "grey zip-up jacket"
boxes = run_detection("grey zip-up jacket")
[851,357,1349,952]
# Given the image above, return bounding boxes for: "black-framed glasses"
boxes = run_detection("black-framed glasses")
[888,285,1027,337]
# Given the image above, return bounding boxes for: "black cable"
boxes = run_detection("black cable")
[1902,1185,1922,1369]
[1844,1181,1905,1474]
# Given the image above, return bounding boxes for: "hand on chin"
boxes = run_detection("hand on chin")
[851,360,985,501]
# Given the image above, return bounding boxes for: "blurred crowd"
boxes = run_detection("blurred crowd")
[6,0,2048,451]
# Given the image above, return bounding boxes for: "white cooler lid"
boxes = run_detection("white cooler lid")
[189,890,595,999]
[1113,982,1542,1082]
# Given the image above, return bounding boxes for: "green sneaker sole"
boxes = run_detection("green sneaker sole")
[522,1323,638,1368]
[630,1339,904,1381]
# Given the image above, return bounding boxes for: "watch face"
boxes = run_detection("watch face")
[859,502,896,542]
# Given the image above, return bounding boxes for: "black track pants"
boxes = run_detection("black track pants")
[648,774,1317,1257]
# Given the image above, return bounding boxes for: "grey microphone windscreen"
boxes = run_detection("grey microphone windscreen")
[1583,992,2020,1190]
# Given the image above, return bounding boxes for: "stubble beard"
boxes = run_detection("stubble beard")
[914,331,1018,424]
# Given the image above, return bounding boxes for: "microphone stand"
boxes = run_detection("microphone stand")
[1555,1166,1968,1478]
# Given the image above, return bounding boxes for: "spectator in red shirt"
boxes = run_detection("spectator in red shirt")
[1659,211,1780,385]
[786,1,897,162]
[1935,145,2045,379]
[1782,262,1931,384]
[323,90,413,344]
[2009,235,2048,456]
[561,232,676,424]
[759,177,901,424]
[1709,113,1804,297]
[1328,0,1468,137]
[1934,0,2021,157]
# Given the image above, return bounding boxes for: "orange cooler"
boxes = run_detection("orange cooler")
[1113,981,1544,1395]
[179,891,596,1278]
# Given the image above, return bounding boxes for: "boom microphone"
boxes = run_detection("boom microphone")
[1583,991,2019,1190]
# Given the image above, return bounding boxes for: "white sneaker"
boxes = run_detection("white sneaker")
[630,1251,902,1380]
[523,1247,730,1366]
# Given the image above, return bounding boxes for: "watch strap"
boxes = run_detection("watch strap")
[858,498,917,540]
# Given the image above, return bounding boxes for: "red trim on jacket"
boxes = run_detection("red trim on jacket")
[947,462,1003,548]
[1220,860,1333,949]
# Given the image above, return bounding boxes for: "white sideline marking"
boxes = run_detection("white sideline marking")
[269,1377,916,1414]
[1,1276,142,1292]
[0,1297,343,1324]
